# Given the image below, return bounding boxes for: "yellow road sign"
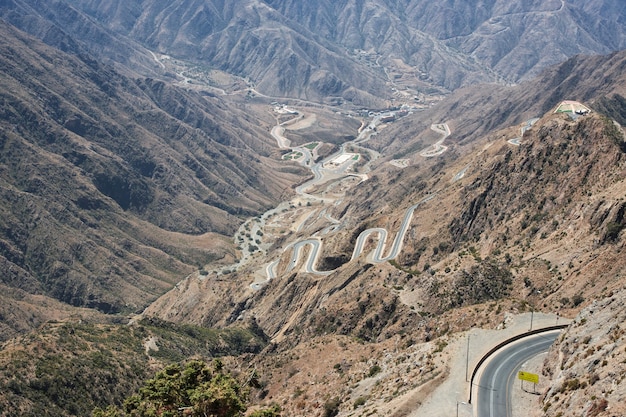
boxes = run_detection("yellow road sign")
[518,371,539,384]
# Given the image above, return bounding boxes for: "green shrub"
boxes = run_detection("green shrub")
[368,365,382,377]
[323,397,341,417]
[559,378,581,393]
[605,221,624,242]
[249,404,281,417]
[572,294,585,307]
[353,396,368,409]
[94,360,248,417]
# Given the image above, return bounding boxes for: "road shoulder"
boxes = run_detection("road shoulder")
[406,312,564,417]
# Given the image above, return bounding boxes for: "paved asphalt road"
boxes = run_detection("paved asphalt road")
[476,330,560,417]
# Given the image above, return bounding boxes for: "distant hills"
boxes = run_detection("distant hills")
[2,0,624,103]
[264,0,626,83]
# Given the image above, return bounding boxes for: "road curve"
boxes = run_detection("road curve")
[420,123,450,157]
[273,194,435,277]
[286,239,332,275]
[249,110,415,288]
[476,330,560,417]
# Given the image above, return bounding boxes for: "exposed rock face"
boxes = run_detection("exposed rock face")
[542,288,626,417]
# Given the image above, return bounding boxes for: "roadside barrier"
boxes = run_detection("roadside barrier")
[468,324,568,403]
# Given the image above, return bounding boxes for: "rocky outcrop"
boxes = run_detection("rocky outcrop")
[542,288,626,417]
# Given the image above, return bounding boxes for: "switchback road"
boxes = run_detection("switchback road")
[420,123,450,157]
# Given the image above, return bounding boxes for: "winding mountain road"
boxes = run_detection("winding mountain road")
[249,108,436,288]
[271,125,291,148]
[508,118,539,146]
[420,123,450,157]
[246,110,545,289]
[272,194,436,276]
[476,330,560,417]
[352,195,435,263]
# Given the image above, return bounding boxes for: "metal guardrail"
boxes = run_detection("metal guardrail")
[468,324,568,403]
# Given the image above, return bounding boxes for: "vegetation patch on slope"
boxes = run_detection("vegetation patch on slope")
[0,319,269,417]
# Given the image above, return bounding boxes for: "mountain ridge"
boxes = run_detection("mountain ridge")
[8,0,625,105]
[0,19,309,324]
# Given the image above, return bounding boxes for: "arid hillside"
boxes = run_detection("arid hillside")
[541,287,626,417]
[0,2,625,417]
[0,20,308,334]
[140,54,626,415]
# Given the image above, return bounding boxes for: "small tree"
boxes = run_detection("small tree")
[93,359,279,417]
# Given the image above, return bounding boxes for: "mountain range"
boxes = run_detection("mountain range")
[3,0,625,103]
[0,1,626,416]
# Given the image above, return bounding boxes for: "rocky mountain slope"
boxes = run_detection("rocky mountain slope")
[541,287,626,417]
[0,2,625,416]
[141,50,626,415]
[0,20,309,333]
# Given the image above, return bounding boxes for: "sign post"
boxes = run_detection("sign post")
[518,371,539,393]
